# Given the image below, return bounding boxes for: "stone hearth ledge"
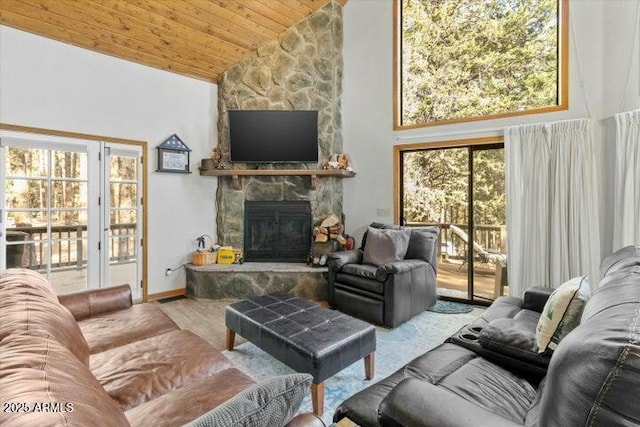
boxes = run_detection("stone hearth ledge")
[186,263,328,301]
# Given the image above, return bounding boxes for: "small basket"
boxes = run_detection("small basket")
[192,251,217,266]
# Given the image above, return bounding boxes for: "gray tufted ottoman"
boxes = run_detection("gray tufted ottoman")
[225,292,376,416]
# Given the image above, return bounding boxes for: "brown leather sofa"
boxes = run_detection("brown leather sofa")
[0,268,324,427]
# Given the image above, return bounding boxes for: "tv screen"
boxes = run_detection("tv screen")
[228,110,318,163]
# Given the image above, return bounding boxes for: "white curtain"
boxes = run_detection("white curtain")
[505,119,601,296]
[613,109,640,251]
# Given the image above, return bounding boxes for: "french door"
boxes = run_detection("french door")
[0,131,143,299]
[397,140,506,304]
[101,145,143,293]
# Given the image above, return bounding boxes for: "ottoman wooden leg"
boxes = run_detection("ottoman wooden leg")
[311,382,324,416]
[226,329,235,351]
[364,352,375,380]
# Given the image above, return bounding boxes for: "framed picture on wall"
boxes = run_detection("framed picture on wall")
[156,134,191,174]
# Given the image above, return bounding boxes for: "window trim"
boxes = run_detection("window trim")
[393,0,570,130]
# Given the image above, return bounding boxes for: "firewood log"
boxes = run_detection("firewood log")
[315,232,328,243]
[320,214,340,228]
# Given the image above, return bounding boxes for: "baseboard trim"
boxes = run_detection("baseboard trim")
[146,288,185,302]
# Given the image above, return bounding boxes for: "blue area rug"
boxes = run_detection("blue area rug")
[222,307,483,425]
[427,300,474,314]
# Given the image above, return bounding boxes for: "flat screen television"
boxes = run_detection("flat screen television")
[228,110,318,163]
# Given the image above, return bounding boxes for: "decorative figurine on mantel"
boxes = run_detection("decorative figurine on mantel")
[211,147,223,168]
[200,146,229,171]
[322,153,353,171]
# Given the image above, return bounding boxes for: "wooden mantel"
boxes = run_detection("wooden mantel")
[199,168,356,190]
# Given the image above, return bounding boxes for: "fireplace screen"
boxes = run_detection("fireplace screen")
[244,201,312,262]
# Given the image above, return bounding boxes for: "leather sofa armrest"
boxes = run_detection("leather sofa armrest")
[522,286,554,312]
[328,249,363,271]
[378,379,521,427]
[284,413,325,427]
[376,259,427,282]
[58,284,132,321]
[478,318,550,368]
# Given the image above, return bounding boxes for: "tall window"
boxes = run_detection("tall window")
[394,138,507,303]
[394,0,569,129]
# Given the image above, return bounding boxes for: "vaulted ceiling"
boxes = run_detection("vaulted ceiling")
[0,0,345,82]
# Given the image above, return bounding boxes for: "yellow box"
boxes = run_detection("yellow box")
[217,247,235,264]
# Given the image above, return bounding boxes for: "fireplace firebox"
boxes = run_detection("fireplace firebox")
[244,201,312,262]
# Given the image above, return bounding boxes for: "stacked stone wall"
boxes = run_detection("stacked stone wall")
[216,1,344,247]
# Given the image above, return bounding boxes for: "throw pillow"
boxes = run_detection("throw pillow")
[536,276,591,353]
[405,226,439,263]
[363,226,411,267]
[185,373,312,427]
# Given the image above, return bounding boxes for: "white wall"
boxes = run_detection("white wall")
[603,1,640,116]
[0,26,218,297]
[600,1,640,253]
[342,0,636,255]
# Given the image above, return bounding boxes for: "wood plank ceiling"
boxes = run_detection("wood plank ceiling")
[0,0,343,82]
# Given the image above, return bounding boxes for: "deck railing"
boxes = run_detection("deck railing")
[405,221,507,260]
[5,224,137,270]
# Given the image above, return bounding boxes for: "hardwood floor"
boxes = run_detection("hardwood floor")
[157,297,246,351]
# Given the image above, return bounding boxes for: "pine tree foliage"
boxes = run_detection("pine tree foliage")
[402,148,505,227]
[400,0,559,125]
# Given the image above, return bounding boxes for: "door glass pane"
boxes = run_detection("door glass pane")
[110,183,137,208]
[109,216,137,263]
[50,238,86,269]
[108,154,139,289]
[50,251,88,296]
[472,148,507,300]
[5,147,48,177]
[4,146,89,294]
[50,210,88,227]
[51,181,88,208]
[52,150,87,179]
[5,236,47,271]
[7,210,47,228]
[110,156,137,180]
[5,210,48,273]
[5,242,31,269]
[5,178,48,208]
[402,148,471,300]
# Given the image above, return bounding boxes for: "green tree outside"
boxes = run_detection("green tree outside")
[401,0,559,125]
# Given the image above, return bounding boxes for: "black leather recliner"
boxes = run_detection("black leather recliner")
[327,223,439,328]
[334,245,640,427]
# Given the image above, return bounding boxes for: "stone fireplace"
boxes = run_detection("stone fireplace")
[244,201,312,262]
[186,1,343,302]
[215,1,344,250]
